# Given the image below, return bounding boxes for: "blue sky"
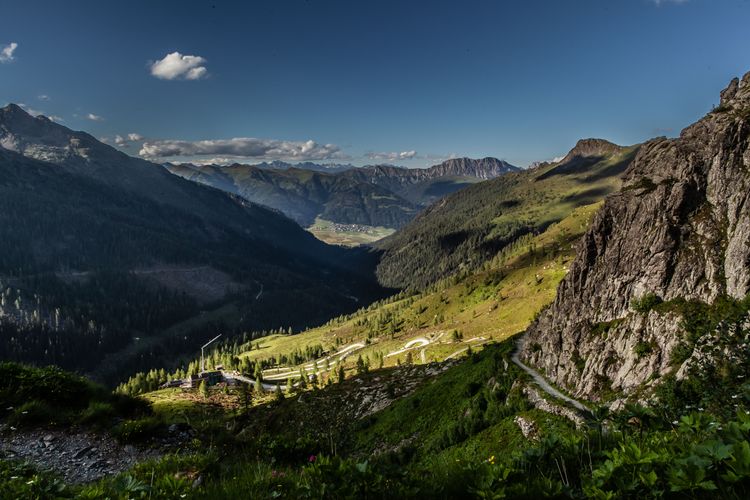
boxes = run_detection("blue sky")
[1,0,749,167]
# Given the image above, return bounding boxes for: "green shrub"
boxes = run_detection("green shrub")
[590,318,623,336]
[8,400,61,427]
[669,342,693,367]
[0,362,99,410]
[633,340,654,358]
[631,293,663,313]
[0,459,70,499]
[112,416,165,443]
[110,392,152,418]
[78,401,116,426]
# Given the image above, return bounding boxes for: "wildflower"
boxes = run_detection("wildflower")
[487,455,495,464]
[308,454,317,463]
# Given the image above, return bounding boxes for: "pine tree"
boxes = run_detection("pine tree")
[254,363,263,393]
[199,379,209,399]
[238,382,251,413]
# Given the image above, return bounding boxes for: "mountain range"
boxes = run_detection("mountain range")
[165,157,519,230]
[374,138,637,289]
[165,163,420,228]
[0,103,385,383]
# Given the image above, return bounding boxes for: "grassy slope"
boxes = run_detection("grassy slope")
[239,202,601,380]
[374,147,638,289]
[122,202,599,439]
[350,341,575,464]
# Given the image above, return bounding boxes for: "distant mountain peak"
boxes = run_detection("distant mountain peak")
[1,103,45,129]
[426,157,519,179]
[1,102,27,116]
[0,102,113,164]
[560,138,623,164]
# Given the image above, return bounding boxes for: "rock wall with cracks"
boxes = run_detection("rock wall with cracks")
[519,72,750,401]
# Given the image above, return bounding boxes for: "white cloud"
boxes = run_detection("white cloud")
[365,150,418,161]
[112,133,144,147]
[86,113,104,121]
[139,137,346,161]
[0,42,18,63]
[37,94,50,101]
[150,52,209,80]
[650,0,688,5]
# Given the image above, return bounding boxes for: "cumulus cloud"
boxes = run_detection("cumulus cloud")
[112,133,144,147]
[0,42,18,63]
[365,150,418,161]
[86,113,104,121]
[150,52,208,80]
[139,137,346,162]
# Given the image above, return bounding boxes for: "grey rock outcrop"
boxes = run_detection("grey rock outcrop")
[520,72,750,401]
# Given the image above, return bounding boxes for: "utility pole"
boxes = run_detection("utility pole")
[200,334,222,373]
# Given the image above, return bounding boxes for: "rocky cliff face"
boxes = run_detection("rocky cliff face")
[340,157,519,203]
[519,72,750,401]
[424,157,519,179]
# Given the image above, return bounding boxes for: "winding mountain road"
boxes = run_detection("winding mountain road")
[221,371,297,392]
[261,342,366,381]
[511,338,590,414]
[385,338,429,358]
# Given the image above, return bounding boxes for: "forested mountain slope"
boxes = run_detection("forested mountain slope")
[375,140,637,289]
[0,104,385,384]
[165,162,419,228]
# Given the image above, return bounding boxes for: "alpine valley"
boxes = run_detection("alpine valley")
[2,4,750,498]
